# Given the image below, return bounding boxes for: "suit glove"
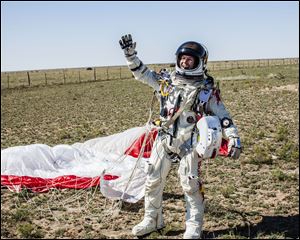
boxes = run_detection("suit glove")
[119,34,137,57]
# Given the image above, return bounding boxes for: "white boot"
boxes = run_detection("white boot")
[132,210,164,236]
[183,224,202,239]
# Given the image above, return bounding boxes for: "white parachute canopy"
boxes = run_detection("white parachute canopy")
[1,118,229,203]
[1,126,158,203]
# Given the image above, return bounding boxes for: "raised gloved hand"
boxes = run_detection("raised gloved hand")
[119,34,137,57]
[228,137,242,159]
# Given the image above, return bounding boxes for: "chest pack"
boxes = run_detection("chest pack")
[158,81,213,121]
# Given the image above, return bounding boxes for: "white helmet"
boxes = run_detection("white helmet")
[175,41,208,77]
[195,116,222,159]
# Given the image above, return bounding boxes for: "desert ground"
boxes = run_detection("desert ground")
[1,64,299,239]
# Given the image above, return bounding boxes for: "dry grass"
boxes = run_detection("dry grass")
[1,64,299,239]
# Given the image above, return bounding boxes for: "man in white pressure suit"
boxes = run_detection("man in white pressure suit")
[119,34,241,239]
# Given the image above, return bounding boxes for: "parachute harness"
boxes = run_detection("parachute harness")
[159,79,172,97]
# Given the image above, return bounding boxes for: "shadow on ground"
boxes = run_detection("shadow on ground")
[163,192,184,200]
[202,214,299,239]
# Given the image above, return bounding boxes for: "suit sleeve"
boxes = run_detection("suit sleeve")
[125,55,160,91]
[206,89,239,139]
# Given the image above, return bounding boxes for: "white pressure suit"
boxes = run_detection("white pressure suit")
[119,35,241,239]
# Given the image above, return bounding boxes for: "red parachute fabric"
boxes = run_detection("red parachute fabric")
[1,175,118,193]
[125,129,158,158]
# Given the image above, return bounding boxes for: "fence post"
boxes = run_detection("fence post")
[94,68,97,81]
[106,68,109,80]
[27,72,31,86]
[119,67,122,79]
[78,70,81,83]
[45,72,47,85]
[63,69,66,84]
[7,73,9,89]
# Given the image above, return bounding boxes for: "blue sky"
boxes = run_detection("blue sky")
[1,1,299,71]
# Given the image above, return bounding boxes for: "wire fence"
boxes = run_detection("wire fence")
[1,57,298,89]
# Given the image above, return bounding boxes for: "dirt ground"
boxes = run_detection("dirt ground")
[1,65,299,239]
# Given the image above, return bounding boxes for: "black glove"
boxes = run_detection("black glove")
[119,34,137,57]
[228,137,242,159]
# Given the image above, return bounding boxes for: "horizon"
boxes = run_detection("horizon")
[1,56,299,73]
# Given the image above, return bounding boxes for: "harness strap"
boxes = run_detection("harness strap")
[161,87,199,130]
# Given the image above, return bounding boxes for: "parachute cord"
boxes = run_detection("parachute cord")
[204,159,210,185]
[147,91,158,124]
[118,92,157,209]
[103,92,158,167]
[118,127,150,209]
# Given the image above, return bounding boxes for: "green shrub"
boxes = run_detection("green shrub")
[271,168,297,182]
[12,209,30,222]
[18,223,44,238]
[54,228,66,238]
[271,169,288,181]
[256,131,265,139]
[275,125,289,142]
[277,141,299,161]
[221,185,235,198]
[249,145,273,165]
